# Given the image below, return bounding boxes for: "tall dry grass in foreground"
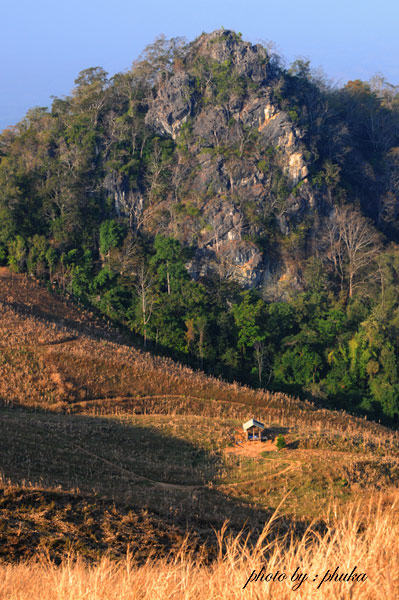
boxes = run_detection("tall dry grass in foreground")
[1,495,398,600]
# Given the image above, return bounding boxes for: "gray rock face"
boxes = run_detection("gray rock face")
[187,241,264,287]
[192,106,230,145]
[146,72,195,138]
[143,30,317,293]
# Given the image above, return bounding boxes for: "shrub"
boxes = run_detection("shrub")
[276,434,286,450]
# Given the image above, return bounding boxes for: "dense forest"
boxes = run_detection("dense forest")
[2,29,399,422]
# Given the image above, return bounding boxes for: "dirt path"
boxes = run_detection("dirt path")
[3,409,204,494]
[224,440,278,457]
[66,440,203,492]
[217,462,299,490]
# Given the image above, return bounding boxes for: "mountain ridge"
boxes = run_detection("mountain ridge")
[2,29,399,419]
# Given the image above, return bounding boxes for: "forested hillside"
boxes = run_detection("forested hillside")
[2,29,399,421]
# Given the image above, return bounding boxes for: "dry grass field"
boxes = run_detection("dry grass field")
[1,269,399,598]
[1,493,398,599]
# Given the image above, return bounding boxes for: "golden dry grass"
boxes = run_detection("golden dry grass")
[0,268,396,447]
[0,493,397,599]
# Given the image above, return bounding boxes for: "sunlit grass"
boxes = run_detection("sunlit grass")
[0,493,397,599]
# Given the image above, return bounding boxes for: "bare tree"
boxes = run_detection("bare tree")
[184,318,195,352]
[107,234,140,277]
[324,205,381,298]
[134,262,155,347]
[202,208,225,252]
[236,123,257,157]
[196,315,206,369]
[145,138,172,204]
[118,190,144,231]
[253,340,266,385]
[118,190,169,234]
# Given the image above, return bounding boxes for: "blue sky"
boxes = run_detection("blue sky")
[2,0,399,131]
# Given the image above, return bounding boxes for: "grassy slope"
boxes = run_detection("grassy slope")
[1,268,399,561]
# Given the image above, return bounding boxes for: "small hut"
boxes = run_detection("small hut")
[243,418,265,441]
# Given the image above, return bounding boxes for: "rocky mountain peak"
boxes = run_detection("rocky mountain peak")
[186,29,269,84]
[143,29,314,292]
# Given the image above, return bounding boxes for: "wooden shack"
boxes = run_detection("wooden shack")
[243,418,265,441]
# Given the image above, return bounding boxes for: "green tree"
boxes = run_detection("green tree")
[99,220,126,260]
[150,236,189,295]
[46,247,58,282]
[232,291,265,353]
[27,234,48,277]
[8,236,26,272]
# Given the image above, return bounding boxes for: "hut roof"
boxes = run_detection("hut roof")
[243,418,265,431]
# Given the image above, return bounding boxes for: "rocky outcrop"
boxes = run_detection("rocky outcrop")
[145,72,195,138]
[193,30,269,84]
[143,30,319,293]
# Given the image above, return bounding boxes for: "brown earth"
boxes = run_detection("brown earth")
[225,440,278,457]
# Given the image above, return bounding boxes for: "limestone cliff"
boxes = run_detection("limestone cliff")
[140,30,323,294]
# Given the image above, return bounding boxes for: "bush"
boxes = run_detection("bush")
[276,434,286,450]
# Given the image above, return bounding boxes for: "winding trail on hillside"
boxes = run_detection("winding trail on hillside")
[60,393,253,413]
[69,440,203,492]
[34,336,79,347]
[0,407,205,493]
[216,462,300,490]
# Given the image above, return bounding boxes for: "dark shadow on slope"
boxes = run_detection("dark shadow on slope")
[0,405,320,561]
